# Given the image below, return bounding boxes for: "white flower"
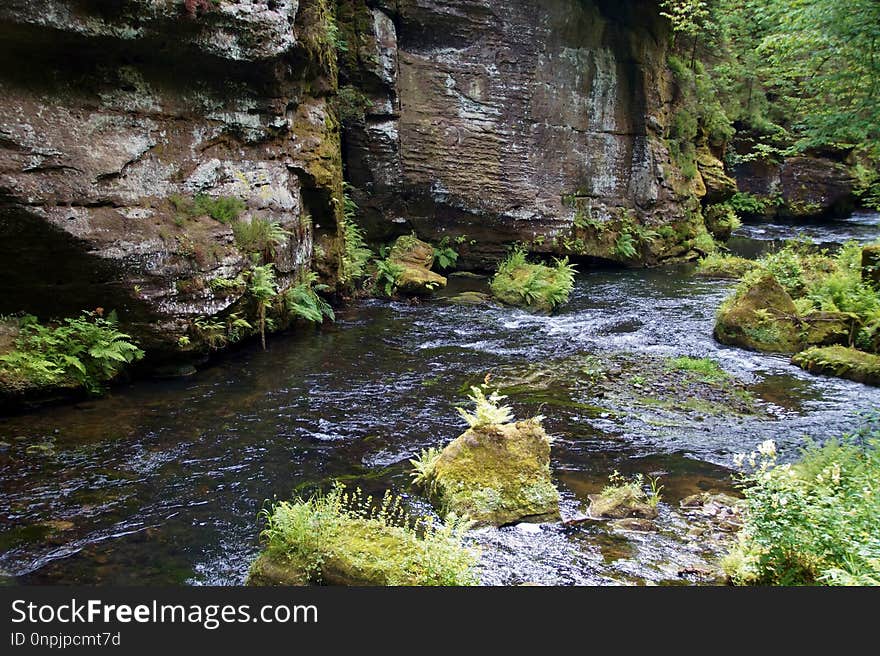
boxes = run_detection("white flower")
[757,440,777,458]
[830,462,841,485]
[733,453,746,468]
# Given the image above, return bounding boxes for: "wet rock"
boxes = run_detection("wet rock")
[733,155,855,219]
[387,235,447,295]
[801,312,856,348]
[679,492,743,532]
[443,291,493,306]
[587,486,658,520]
[423,418,560,527]
[609,518,657,533]
[341,0,711,267]
[863,245,880,288]
[247,553,310,587]
[792,346,880,387]
[697,150,737,205]
[714,275,803,353]
[703,204,739,242]
[0,1,343,358]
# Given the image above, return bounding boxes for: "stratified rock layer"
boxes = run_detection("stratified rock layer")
[0,0,343,356]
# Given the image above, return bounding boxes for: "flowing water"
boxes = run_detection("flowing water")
[1,214,878,586]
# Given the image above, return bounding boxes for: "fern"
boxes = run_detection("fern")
[285,272,335,324]
[456,386,515,429]
[249,264,277,350]
[375,259,404,297]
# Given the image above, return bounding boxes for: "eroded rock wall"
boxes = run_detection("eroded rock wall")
[0,0,343,356]
[340,0,710,267]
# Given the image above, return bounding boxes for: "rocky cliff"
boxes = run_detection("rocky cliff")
[1,0,716,382]
[339,0,718,268]
[0,0,344,360]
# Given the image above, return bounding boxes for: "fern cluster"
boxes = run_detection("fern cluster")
[284,272,335,323]
[491,248,576,310]
[0,312,143,394]
[456,386,515,429]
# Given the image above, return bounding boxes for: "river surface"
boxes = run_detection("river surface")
[1,214,878,586]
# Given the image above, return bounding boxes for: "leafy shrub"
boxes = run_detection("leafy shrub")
[728,192,768,216]
[258,482,478,586]
[0,312,144,394]
[433,237,459,270]
[724,420,880,586]
[615,232,638,259]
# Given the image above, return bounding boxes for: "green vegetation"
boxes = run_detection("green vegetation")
[666,356,729,382]
[375,259,404,297]
[490,248,576,312]
[334,85,371,123]
[432,237,459,271]
[724,421,880,585]
[792,346,880,387]
[232,218,288,264]
[339,186,373,286]
[0,312,143,395]
[695,252,758,278]
[587,471,662,519]
[456,386,515,429]
[192,313,253,350]
[249,264,277,350]
[284,272,335,324]
[169,194,246,224]
[254,483,478,586]
[614,232,638,259]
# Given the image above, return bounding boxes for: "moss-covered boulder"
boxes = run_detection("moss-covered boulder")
[490,250,575,313]
[696,149,738,204]
[792,346,880,387]
[421,418,561,527]
[387,235,447,295]
[587,485,658,520]
[247,485,478,586]
[801,312,856,348]
[714,274,803,353]
[695,254,758,279]
[703,204,740,242]
[863,244,880,288]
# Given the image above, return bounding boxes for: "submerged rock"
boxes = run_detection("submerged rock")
[387,235,447,295]
[443,291,493,306]
[714,275,803,353]
[792,346,880,387]
[422,418,561,527]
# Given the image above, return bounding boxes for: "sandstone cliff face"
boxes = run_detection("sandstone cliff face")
[0,0,343,357]
[340,0,710,267]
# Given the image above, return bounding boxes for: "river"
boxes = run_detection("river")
[1,213,878,585]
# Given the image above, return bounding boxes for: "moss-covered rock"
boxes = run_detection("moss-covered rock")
[587,485,658,520]
[863,244,880,288]
[422,418,561,527]
[801,311,856,348]
[490,250,575,313]
[703,204,740,242]
[792,346,880,387]
[695,253,758,279]
[696,149,738,204]
[387,235,447,295]
[248,485,478,586]
[714,274,803,353]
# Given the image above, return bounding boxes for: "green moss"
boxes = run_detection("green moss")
[419,418,561,527]
[385,235,447,295]
[666,356,729,382]
[714,274,804,353]
[587,472,659,519]
[490,249,576,312]
[792,346,880,387]
[250,483,478,586]
[695,253,758,279]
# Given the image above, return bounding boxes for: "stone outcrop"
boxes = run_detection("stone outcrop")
[0,0,344,358]
[420,418,561,527]
[387,234,447,294]
[339,0,713,267]
[714,275,803,353]
[733,155,856,219]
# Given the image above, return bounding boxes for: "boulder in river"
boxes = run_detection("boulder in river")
[247,485,478,586]
[416,416,561,527]
[792,346,880,387]
[587,480,659,520]
[387,235,447,295]
[714,274,803,353]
